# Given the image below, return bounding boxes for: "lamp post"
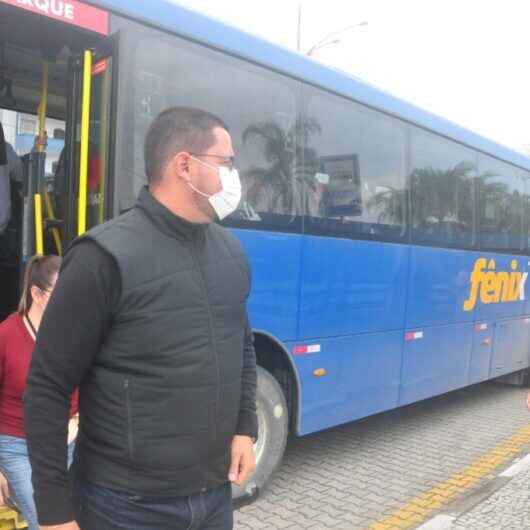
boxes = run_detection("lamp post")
[307,21,368,56]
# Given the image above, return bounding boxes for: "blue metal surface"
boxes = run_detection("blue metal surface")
[234,229,302,341]
[88,0,530,171]
[406,247,477,328]
[299,237,408,338]
[490,319,530,378]
[237,230,530,431]
[468,323,494,385]
[400,322,473,406]
[290,330,403,436]
[236,228,530,434]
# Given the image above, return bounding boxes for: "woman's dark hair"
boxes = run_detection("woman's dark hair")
[17,254,61,315]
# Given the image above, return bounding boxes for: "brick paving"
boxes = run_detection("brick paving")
[234,382,530,529]
[452,455,530,529]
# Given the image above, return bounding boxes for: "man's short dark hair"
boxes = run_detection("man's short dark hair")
[144,107,228,184]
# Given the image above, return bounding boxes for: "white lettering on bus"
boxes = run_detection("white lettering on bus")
[17,0,75,20]
[34,0,49,12]
[51,0,64,16]
[64,2,74,19]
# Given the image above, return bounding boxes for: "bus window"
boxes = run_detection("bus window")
[111,16,301,233]
[410,128,477,248]
[478,155,523,252]
[303,87,407,241]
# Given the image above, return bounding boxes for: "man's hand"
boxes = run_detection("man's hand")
[0,471,9,505]
[526,392,530,411]
[40,522,80,530]
[228,435,256,486]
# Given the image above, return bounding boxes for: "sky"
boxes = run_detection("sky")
[172,0,530,155]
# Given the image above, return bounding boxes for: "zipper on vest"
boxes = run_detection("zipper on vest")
[124,379,134,462]
[190,240,222,436]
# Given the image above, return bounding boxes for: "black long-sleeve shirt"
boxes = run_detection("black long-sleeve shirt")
[24,239,258,525]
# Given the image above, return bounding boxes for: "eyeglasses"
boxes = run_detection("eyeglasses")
[190,153,235,171]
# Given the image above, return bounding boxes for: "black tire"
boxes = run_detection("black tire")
[232,366,288,500]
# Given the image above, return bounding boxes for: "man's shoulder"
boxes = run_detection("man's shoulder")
[209,222,245,254]
[73,209,147,259]
[208,223,250,281]
[85,208,140,240]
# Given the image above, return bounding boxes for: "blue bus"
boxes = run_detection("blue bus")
[1,0,530,507]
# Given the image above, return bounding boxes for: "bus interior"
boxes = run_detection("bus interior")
[0,3,112,320]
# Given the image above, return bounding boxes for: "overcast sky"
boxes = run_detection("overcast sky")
[173,0,530,155]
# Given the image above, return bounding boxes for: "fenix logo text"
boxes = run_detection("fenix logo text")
[463,258,528,311]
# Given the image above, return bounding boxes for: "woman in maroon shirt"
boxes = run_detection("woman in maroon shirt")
[0,255,78,530]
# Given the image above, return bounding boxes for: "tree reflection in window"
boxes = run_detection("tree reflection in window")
[478,158,523,251]
[241,117,321,219]
[411,161,475,247]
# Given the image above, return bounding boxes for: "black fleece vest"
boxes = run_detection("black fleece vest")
[74,188,250,496]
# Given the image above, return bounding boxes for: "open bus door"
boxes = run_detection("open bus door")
[65,37,117,242]
[22,38,117,247]
[0,0,113,322]
[5,38,116,312]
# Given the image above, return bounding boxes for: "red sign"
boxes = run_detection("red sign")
[92,58,107,76]
[1,0,109,35]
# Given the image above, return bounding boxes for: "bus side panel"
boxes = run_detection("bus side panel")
[468,322,494,384]
[293,330,402,436]
[406,246,477,328]
[489,319,530,377]
[234,229,302,341]
[298,237,408,338]
[399,323,473,406]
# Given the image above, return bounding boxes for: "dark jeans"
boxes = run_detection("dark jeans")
[73,477,233,530]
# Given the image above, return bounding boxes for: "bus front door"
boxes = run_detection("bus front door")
[65,38,117,242]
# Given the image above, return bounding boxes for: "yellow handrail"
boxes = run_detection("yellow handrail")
[42,185,63,255]
[34,193,44,254]
[78,50,93,236]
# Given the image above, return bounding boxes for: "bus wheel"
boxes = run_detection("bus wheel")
[232,366,288,501]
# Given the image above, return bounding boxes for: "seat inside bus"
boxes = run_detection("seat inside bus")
[0,5,99,320]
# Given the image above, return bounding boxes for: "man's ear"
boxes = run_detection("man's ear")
[168,152,191,183]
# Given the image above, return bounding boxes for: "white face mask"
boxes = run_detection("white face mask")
[189,157,242,220]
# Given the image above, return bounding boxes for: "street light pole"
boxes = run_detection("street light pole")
[306,20,368,56]
[297,4,302,53]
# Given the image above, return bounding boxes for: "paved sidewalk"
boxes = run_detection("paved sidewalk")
[419,453,530,529]
[234,383,530,529]
[451,454,530,529]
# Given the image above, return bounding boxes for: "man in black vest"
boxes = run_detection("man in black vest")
[24,107,258,530]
